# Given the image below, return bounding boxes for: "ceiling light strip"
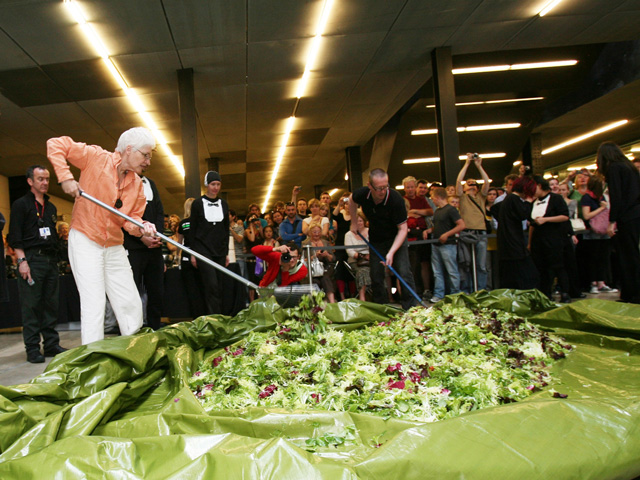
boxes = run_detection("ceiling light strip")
[538,0,563,17]
[541,119,629,155]
[412,123,520,135]
[63,0,184,176]
[262,0,334,211]
[403,153,506,164]
[452,60,577,75]
[426,97,543,108]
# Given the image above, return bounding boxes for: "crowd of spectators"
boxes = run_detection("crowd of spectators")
[4,143,639,335]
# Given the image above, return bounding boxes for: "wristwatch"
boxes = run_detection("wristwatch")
[17,257,27,265]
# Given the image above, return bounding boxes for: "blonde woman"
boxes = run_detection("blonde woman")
[344,211,371,301]
[302,222,336,302]
[166,214,181,266]
[302,199,329,237]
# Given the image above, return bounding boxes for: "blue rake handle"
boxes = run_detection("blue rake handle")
[357,232,427,308]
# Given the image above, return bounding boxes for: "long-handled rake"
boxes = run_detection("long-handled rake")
[79,190,318,306]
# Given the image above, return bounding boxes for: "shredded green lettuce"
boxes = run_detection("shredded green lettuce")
[189,293,571,423]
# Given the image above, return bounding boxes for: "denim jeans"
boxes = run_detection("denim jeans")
[370,240,419,310]
[460,232,488,292]
[431,244,460,299]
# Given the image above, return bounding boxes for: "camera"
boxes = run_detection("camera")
[472,153,479,159]
[281,251,292,262]
[343,197,349,204]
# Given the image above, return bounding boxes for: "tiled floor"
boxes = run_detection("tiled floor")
[0,290,622,387]
[0,322,83,386]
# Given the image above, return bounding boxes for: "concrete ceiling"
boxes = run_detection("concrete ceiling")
[0,0,639,215]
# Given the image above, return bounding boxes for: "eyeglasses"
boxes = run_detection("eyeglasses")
[135,149,152,161]
[370,184,389,192]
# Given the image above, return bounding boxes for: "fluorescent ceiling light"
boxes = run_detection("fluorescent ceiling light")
[630,147,640,152]
[395,185,404,190]
[453,60,577,75]
[412,123,520,135]
[426,97,544,108]
[263,117,296,212]
[543,173,553,179]
[263,0,335,211]
[539,0,563,17]
[460,153,506,159]
[403,153,506,164]
[403,157,440,164]
[344,173,349,180]
[464,123,520,132]
[329,188,339,196]
[625,154,635,160]
[412,129,438,135]
[541,120,629,155]
[64,0,184,176]
[513,160,522,166]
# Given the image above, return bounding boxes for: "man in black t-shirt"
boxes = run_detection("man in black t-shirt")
[189,171,229,315]
[348,168,419,309]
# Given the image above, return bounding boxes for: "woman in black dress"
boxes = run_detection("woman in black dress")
[596,142,640,303]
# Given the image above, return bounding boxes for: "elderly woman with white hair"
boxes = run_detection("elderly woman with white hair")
[47,127,157,345]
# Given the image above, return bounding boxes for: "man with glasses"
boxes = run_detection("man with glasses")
[8,165,67,362]
[455,153,491,293]
[348,168,419,309]
[47,127,157,345]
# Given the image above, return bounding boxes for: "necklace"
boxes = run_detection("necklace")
[115,170,127,209]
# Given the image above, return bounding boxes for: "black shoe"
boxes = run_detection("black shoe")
[560,293,572,304]
[27,351,45,363]
[571,293,587,299]
[44,345,68,357]
[104,326,121,335]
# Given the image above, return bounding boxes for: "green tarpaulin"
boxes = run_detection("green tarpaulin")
[0,290,639,479]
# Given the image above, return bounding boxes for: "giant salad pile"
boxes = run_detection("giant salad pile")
[189,293,571,423]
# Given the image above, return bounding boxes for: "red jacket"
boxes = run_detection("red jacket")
[251,245,308,287]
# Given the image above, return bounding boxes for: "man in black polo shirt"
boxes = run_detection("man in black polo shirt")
[348,168,419,309]
[8,165,66,363]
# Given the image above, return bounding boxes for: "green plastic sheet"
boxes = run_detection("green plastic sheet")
[0,291,639,479]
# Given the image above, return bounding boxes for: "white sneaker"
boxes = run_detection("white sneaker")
[599,285,619,293]
[589,286,599,294]
[429,297,442,303]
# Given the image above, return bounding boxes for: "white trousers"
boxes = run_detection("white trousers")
[68,229,143,345]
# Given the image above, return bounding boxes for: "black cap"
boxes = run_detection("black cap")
[204,171,221,186]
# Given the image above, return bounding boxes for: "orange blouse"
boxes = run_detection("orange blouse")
[47,136,146,247]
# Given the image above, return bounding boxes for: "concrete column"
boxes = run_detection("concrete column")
[177,68,200,199]
[345,146,363,191]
